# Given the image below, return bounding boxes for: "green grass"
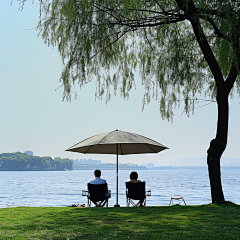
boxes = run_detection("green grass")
[0,202,240,239]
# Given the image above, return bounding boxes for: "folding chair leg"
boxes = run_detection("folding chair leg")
[137,199,145,207]
[100,199,106,207]
[127,198,147,207]
[127,198,129,207]
[94,199,109,207]
[88,199,91,207]
[130,199,137,207]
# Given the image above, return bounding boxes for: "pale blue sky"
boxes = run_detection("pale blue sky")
[0,1,239,166]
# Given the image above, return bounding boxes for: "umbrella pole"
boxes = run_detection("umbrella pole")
[114,143,120,207]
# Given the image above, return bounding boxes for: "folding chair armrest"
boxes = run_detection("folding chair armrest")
[105,190,111,198]
[146,190,151,197]
[82,190,88,197]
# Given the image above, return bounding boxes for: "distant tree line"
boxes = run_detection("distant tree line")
[0,152,73,171]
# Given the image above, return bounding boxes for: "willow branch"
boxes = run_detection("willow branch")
[199,16,232,42]
[90,29,131,59]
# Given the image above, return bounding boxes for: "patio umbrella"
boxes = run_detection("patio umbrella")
[66,129,169,207]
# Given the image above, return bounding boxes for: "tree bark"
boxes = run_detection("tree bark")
[207,139,225,203]
[207,89,229,203]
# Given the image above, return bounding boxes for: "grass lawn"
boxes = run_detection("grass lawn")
[0,202,239,239]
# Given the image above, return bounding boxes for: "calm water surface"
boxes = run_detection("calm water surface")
[0,168,239,207]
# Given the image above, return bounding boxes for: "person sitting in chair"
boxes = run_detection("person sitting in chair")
[89,169,107,185]
[88,169,110,206]
[128,171,144,206]
[128,171,142,183]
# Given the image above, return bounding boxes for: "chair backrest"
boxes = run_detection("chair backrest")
[125,182,146,200]
[88,183,108,201]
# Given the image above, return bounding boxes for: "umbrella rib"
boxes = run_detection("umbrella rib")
[127,131,168,147]
[145,144,159,153]
[127,131,146,143]
[119,144,123,155]
[83,145,94,154]
[98,131,114,144]
[66,132,105,150]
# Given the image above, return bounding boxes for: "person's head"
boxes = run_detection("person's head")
[94,169,101,177]
[130,171,138,180]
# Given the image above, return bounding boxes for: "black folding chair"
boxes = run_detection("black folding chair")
[82,183,111,207]
[125,182,151,207]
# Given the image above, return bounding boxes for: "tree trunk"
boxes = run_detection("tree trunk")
[175,0,239,204]
[207,139,225,203]
[207,90,229,204]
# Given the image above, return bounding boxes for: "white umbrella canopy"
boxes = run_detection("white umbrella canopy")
[66,129,169,207]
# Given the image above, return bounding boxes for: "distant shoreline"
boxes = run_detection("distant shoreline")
[72,165,240,170]
[0,166,239,171]
[72,164,147,170]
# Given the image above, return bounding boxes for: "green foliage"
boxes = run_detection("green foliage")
[0,203,240,239]
[37,0,240,120]
[0,152,73,171]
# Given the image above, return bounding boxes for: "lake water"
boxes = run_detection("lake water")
[0,167,239,208]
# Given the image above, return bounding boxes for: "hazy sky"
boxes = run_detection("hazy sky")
[1,1,240,166]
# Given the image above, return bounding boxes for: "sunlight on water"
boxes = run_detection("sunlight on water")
[0,168,239,208]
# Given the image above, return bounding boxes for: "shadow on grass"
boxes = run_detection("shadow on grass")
[0,202,240,239]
